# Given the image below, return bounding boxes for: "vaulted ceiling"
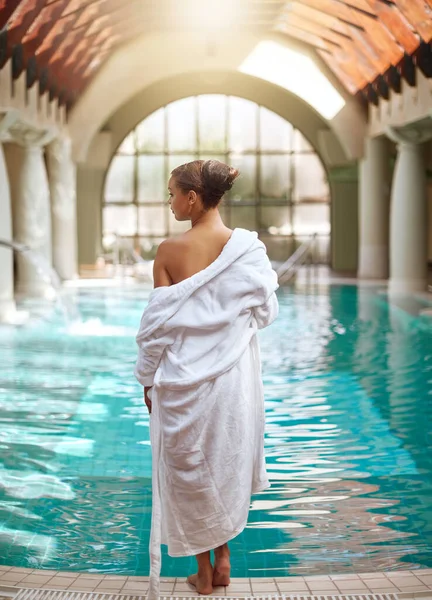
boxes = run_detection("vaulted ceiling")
[1,0,431,109]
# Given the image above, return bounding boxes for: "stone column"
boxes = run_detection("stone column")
[386,126,430,295]
[358,136,391,279]
[0,141,15,319]
[329,164,358,273]
[77,163,104,266]
[46,136,78,280]
[4,142,52,296]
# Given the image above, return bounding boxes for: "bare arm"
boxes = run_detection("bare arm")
[153,241,173,288]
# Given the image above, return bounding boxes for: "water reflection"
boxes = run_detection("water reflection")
[0,285,431,575]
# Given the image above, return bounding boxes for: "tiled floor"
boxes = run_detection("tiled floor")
[1,566,432,598]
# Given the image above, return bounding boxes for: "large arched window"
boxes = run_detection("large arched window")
[103,95,330,262]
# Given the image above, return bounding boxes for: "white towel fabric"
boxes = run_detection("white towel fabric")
[134,227,279,600]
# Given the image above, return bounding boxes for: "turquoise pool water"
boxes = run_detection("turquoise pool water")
[0,284,431,577]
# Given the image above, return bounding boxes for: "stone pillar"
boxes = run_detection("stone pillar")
[386,126,429,295]
[0,141,15,319]
[329,163,358,273]
[4,142,52,296]
[77,163,104,266]
[46,136,78,280]
[358,136,390,279]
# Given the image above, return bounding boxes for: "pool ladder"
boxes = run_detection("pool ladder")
[276,234,318,284]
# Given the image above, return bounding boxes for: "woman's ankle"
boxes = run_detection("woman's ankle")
[198,562,213,576]
[214,543,230,561]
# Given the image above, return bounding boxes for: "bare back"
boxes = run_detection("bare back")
[164,226,234,285]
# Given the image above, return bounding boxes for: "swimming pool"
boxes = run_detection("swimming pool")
[0,284,431,577]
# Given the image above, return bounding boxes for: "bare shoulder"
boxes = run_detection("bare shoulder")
[157,233,191,257]
[157,227,233,272]
[155,235,192,273]
[155,227,235,284]
[158,228,233,255]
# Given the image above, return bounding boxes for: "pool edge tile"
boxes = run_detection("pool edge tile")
[1,566,432,598]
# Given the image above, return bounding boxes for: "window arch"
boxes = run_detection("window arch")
[103,95,330,261]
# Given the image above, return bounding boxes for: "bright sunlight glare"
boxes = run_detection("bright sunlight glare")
[239,41,345,120]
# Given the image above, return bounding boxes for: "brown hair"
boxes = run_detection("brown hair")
[171,159,239,210]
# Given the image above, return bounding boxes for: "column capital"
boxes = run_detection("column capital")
[0,109,19,140]
[6,119,57,148]
[385,120,432,146]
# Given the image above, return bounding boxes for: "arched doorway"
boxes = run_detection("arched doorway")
[102,94,330,262]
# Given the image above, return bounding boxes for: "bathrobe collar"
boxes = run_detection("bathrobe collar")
[139,227,259,338]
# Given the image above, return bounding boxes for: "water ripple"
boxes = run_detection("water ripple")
[0,285,431,576]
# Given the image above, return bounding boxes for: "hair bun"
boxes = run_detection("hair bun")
[171,159,240,211]
[202,160,240,200]
[227,166,240,188]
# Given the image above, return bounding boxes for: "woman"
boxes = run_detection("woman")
[134,159,279,599]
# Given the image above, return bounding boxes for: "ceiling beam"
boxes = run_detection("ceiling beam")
[362,83,379,105]
[317,47,361,92]
[275,22,332,51]
[0,0,22,30]
[293,0,372,27]
[280,13,347,46]
[413,41,432,77]
[363,0,420,54]
[35,12,79,65]
[372,73,389,99]
[348,14,403,67]
[398,52,416,85]
[1,0,45,69]
[0,0,430,107]
[383,64,402,92]
[45,0,109,96]
[332,0,377,18]
[15,0,69,80]
[392,0,432,42]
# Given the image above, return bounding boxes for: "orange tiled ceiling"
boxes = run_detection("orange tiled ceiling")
[0,0,431,108]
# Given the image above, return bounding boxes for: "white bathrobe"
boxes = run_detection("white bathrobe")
[134,227,279,600]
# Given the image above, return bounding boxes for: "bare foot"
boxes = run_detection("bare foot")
[213,556,231,587]
[187,570,213,595]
